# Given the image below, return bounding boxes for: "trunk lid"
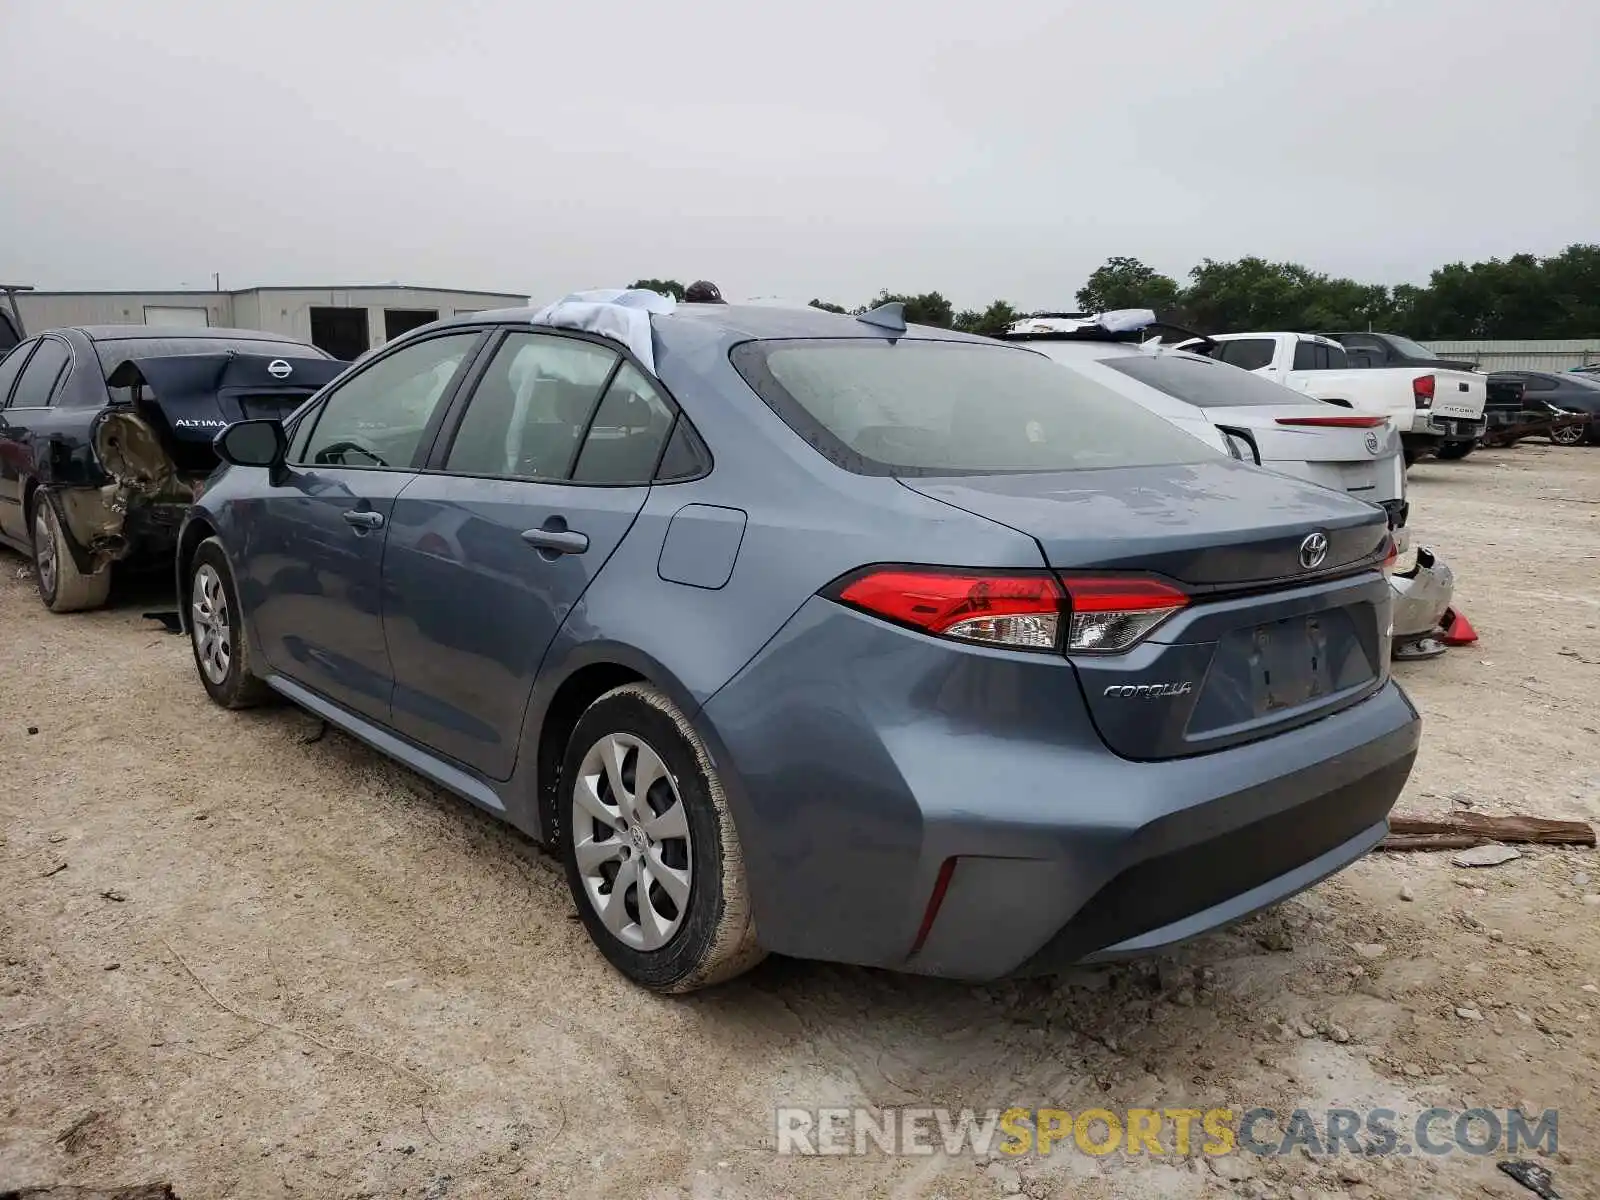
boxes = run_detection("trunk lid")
[105,353,342,460]
[902,459,1393,759]
[1208,404,1401,503]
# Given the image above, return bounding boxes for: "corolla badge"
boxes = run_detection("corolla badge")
[1103,682,1193,698]
[1299,531,1329,569]
[267,359,292,379]
[1364,430,1380,454]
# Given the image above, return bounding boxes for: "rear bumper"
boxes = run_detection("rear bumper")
[699,598,1421,981]
[1411,413,1485,441]
[1390,549,1454,639]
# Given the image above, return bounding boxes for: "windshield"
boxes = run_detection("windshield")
[1103,352,1311,408]
[1385,335,1441,360]
[730,339,1217,475]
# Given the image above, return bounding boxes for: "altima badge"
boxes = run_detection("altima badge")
[1299,531,1329,569]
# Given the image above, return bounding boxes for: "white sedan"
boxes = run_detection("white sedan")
[1003,314,1460,658]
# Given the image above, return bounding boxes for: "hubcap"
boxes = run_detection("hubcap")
[33,512,56,598]
[570,732,693,952]
[191,564,232,685]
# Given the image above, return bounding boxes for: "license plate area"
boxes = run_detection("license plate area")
[1189,607,1376,735]
[1245,616,1334,713]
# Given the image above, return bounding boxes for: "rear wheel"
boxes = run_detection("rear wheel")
[559,683,763,992]
[31,499,111,613]
[1435,441,1475,461]
[1551,423,1585,446]
[188,537,272,709]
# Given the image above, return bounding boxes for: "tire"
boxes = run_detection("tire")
[31,498,111,613]
[187,537,272,709]
[1435,441,1475,461]
[559,683,763,992]
[1402,444,1419,467]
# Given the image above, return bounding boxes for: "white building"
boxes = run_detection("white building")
[11,284,530,360]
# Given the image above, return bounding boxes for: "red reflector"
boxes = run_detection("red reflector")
[1059,576,1189,613]
[1274,415,1386,428]
[836,569,1062,635]
[910,858,957,955]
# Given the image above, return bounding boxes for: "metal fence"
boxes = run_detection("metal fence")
[1425,340,1600,372]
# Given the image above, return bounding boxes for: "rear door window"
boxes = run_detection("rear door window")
[296,331,480,469]
[443,332,618,479]
[731,339,1215,475]
[1216,339,1276,371]
[8,337,71,408]
[571,363,676,484]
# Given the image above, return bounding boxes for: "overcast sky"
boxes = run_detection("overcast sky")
[3,0,1596,310]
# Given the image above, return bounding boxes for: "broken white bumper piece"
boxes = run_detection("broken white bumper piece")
[530,288,676,375]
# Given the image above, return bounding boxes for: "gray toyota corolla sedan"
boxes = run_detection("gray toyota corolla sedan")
[178,299,1420,992]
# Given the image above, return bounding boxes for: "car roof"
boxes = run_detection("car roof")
[434,303,993,345]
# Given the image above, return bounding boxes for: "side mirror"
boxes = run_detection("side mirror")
[214,419,287,468]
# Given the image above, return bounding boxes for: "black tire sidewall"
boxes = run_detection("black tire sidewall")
[189,539,256,708]
[558,690,729,991]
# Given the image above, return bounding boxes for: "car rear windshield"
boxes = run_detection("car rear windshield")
[730,339,1216,475]
[1104,352,1314,408]
[93,337,327,373]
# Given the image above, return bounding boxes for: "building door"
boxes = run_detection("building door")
[385,309,438,341]
[309,307,371,361]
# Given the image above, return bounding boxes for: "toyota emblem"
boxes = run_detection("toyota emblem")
[1364,431,1380,454]
[1299,532,1329,570]
[267,359,292,379]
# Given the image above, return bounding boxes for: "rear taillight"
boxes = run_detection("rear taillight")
[1412,374,1435,409]
[1058,575,1189,653]
[1274,415,1386,428]
[833,568,1064,650]
[829,568,1189,653]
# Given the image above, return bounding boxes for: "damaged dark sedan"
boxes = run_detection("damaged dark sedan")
[0,325,341,612]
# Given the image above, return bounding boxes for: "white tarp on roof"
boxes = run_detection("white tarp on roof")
[1004,309,1157,337]
[529,288,676,375]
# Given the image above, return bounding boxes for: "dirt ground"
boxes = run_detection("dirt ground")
[2,445,1596,1200]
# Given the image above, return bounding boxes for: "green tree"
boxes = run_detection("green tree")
[953,300,1024,337]
[864,290,954,328]
[629,278,685,301]
[808,298,847,314]
[1075,257,1182,314]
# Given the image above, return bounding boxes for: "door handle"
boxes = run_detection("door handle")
[521,525,589,556]
[342,509,385,530]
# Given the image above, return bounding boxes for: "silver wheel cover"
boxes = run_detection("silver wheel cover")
[191,564,232,685]
[570,732,693,951]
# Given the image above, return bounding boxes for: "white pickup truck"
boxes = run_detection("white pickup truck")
[1190,332,1488,463]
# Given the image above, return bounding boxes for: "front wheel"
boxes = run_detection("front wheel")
[188,537,272,709]
[559,684,763,992]
[32,499,111,613]
[1435,441,1475,461]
